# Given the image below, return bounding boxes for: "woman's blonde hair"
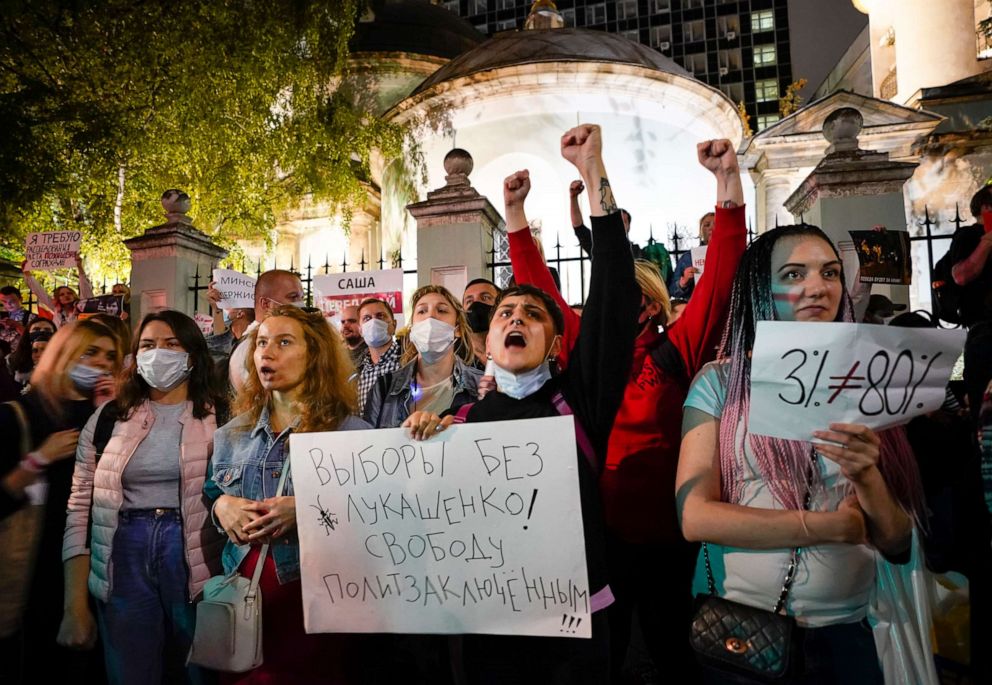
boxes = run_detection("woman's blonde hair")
[31,319,124,414]
[634,259,671,323]
[400,285,475,366]
[234,306,357,432]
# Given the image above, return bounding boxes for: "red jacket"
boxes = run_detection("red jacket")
[507,207,745,543]
[601,205,746,543]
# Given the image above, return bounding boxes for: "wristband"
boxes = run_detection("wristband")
[21,453,48,473]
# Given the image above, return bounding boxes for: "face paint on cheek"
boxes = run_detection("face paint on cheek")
[770,284,803,321]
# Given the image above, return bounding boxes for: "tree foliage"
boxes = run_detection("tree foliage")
[0,0,408,284]
[778,78,808,118]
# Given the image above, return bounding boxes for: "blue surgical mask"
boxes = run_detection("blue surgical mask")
[493,361,552,400]
[68,363,106,390]
[362,318,392,348]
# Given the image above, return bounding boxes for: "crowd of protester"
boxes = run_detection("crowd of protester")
[0,124,990,685]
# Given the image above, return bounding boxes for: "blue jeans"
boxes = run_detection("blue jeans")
[97,509,205,685]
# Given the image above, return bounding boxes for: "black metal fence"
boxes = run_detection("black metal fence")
[187,251,419,315]
[176,202,965,317]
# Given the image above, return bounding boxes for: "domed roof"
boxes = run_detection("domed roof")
[412,27,691,95]
[351,0,485,60]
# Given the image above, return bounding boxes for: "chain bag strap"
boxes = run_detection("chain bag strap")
[690,448,818,682]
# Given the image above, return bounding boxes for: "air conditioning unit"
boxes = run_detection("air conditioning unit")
[726,31,737,40]
[659,41,671,50]
[719,67,729,76]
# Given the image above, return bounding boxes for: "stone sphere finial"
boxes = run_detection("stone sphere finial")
[161,189,192,224]
[822,107,864,154]
[444,148,474,178]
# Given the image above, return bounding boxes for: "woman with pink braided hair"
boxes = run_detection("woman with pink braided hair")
[676,224,933,684]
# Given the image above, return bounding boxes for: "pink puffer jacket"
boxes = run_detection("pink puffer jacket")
[63,401,223,602]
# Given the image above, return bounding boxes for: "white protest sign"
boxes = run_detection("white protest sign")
[314,269,404,325]
[748,321,965,441]
[290,416,591,638]
[193,312,214,336]
[691,246,707,283]
[24,231,82,270]
[211,269,256,309]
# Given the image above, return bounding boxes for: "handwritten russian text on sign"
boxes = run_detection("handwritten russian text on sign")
[314,269,404,325]
[290,416,591,638]
[690,246,707,283]
[211,269,256,310]
[24,231,82,270]
[193,313,214,335]
[748,322,965,441]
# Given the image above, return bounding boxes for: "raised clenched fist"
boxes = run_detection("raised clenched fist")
[697,139,739,176]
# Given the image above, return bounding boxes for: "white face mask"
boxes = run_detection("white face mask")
[361,318,392,348]
[493,361,552,400]
[409,318,456,365]
[136,348,191,391]
[68,363,106,390]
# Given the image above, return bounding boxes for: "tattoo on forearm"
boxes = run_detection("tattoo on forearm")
[598,178,618,214]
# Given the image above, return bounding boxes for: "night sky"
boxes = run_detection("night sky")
[788,0,869,99]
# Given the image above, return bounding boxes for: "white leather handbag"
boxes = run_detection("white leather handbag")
[188,467,288,672]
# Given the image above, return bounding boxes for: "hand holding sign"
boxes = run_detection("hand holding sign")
[690,246,707,283]
[748,322,965,441]
[212,269,256,309]
[811,423,881,484]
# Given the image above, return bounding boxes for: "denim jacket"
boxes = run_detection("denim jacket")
[208,406,371,584]
[362,356,482,428]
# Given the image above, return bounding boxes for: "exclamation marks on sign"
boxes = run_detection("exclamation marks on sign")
[523,489,538,530]
[559,614,580,633]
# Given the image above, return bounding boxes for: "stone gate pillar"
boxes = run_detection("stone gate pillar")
[124,190,228,323]
[406,149,504,295]
[785,108,918,309]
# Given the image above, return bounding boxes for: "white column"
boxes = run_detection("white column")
[859,0,979,104]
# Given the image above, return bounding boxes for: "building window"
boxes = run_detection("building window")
[622,29,640,43]
[650,0,671,13]
[443,0,460,13]
[685,19,705,43]
[755,78,779,102]
[497,0,515,10]
[757,114,781,130]
[718,49,741,73]
[585,3,606,25]
[470,0,487,15]
[617,0,638,21]
[685,0,704,9]
[718,14,740,38]
[561,8,575,27]
[496,18,516,31]
[752,10,775,32]
[650,25,672,49]
[753,44,777,66]
[686,52,707,76]
[721,82,744,103]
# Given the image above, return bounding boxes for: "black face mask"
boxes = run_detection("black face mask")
[466,301,494,333]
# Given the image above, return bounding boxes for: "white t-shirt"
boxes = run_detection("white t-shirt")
[684,360,876,628]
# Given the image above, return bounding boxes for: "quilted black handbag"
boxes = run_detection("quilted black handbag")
[689,449,817,682]
[690,589,800,681]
